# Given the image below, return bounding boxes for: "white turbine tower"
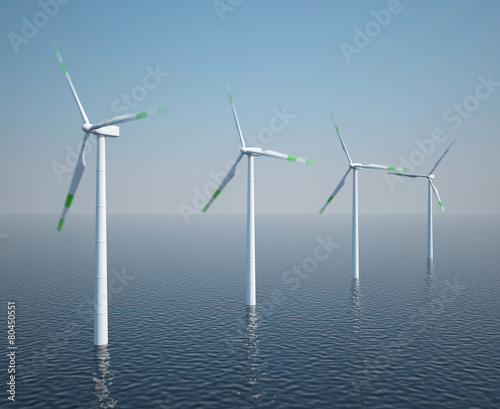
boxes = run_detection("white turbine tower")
[319,115,409,280]
[387,140,455,260]
[202,83,315,306]
[53,45,167,345]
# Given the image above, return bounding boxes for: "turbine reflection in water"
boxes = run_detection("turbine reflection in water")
[424,260,436,330]
[233,306,268,408]
[345,279,366,406]
[420,260,444,370]
[90,345,117,408]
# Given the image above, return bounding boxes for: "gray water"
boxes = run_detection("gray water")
[0,214,499,408]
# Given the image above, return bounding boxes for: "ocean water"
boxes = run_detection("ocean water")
[0,214,499,408]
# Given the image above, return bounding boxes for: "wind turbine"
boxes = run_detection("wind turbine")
[53,44,167,345]
[386,141,455,260]
[319,115,409,280]
[202,83,315,306]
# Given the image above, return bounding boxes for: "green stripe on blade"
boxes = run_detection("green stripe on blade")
[388,166,396,170]
[403,168,411,172]
[136,112,147,119]
[306,159,315,166]
[287,156,297,162]
[61,62,67,74]
[327,196,333,203]
[157,106,168,115]
[335,126,339,133]
[319,207,325,214]
[228,93,233,103]
[202,204,209,213]
[57,218,64,232]
[438,201,443,207]
[65,194,74,208]
[213,190,221,199]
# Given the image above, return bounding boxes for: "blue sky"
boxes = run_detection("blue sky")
[1,0,499,219]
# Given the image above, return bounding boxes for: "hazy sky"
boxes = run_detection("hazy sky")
[1,0,499,220]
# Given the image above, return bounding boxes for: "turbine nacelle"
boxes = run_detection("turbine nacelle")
[241,146,262,156]
[350,162,363,169]
[82,124,120,138]
[427,174,436,180]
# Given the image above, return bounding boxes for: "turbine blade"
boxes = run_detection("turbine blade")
[362,163,411,172]
[202,153,244,213]
[258,149,315,165]
[429,140,455,175]
[226,82,246,147]
[429,180,446,216]
[89,106,168,130]
[57,134,90,231]
[53,44,89,124]
[330,114,352,164]
[319,167,351,214]
[386,171,427,178]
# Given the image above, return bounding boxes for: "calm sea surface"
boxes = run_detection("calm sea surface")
[0,214,499,408]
